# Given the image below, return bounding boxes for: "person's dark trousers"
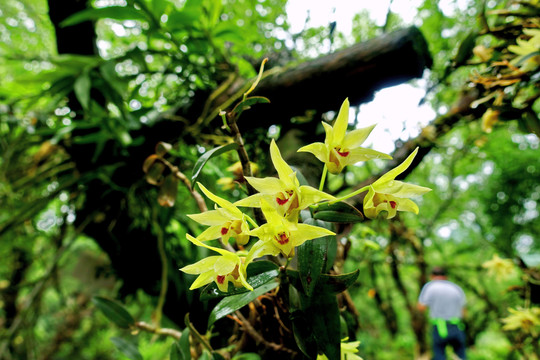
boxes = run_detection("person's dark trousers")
[432,323,466,360]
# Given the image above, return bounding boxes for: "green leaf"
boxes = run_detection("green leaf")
[298,218,334,297]
[453,31,478,68]
[60,6,149,27]
[311,294,340,360]
[110,337,143,360]
[92,296,135,329]
[212,352,226,360]
[208,280,278,327]
[179,328,191,360]
[74,71,91,110]
[200,261,279,301]
[231,354,262,360]
[290,290,341,359]
[191,142,239,184]
[313,202,364,223]
[318,270,360,294]
[230,96,270,120]
[170,342,182,360]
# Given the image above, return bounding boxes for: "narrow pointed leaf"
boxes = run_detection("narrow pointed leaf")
[297,219,334,297]
[319,269,360,294]
[92,296,135,329]
[192,143,239,184]
[312,294,341,360]
[179,328,191,360]
[208,280,278,327]
[231,96,270,119]
[313,202,364,223]
[170,342,183,360]
[74,71,91,110]
[61,6,149,27]
[110,337,143,360]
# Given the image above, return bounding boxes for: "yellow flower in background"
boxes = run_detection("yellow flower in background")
[249,199,335,258]
[363,147,431,219]
[481,108,500,133]
[188,183,251,245]
[218,161,259,190]
[298,98,391,174]
[235,139,335,220]
[501,307,540,336]
[473,44,493,62]
[508,28,540,72]
[317,338,363,360]
[482,254,516,281]
[180,234,253,292]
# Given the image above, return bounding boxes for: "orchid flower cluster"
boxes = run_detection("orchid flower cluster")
[181,98,431,293]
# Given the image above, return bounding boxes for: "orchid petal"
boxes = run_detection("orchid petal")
[189,270,216,290]
[187,209,230,226]
[341,124,376,149]
[196,182,243,217]
[332,98,350,144]
[243,176,285,194]
[196,225,225,241]
[297,142,327,163]
[260,198,287,226]
[234,193,265,208]
[270,139,294,184]
[298,185,335,208]
[322,121,335,145]
[377,147,419,185]
[293,223,335,247]
[246,240,280,263]
[345,147,393,165]
[180,256,220,274]
[237,272,253,291]
[216,278,230,292]
[397,198,419,214]
[376,181,431,197]
[186,234,234,258]
[213,256,237,275]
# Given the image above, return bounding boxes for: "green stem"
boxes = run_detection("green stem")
[330,185,371,204]
[319,165,328,192]
[152,207,168,328]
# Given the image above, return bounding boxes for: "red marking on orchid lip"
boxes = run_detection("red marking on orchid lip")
[216,275,225,284]
[390,201,397,209]
[276,196,289,205]
[336,148,349,157]
[221,227,229,235]
[277,233,289,245]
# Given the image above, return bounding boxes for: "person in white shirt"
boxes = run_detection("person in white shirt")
[418,266,467,360]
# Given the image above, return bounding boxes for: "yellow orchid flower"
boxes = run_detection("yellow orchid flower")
[363,147,431,219]
[501,307,540,336]
[218,161,260,190]
[317,338,363,360]
[508,29,540,72]
[482,254,516,281]
[188,183,252,245]
[235,139,335,219]
[180,234,253,292]
[298,98,391,174]
[248,199,335,258]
